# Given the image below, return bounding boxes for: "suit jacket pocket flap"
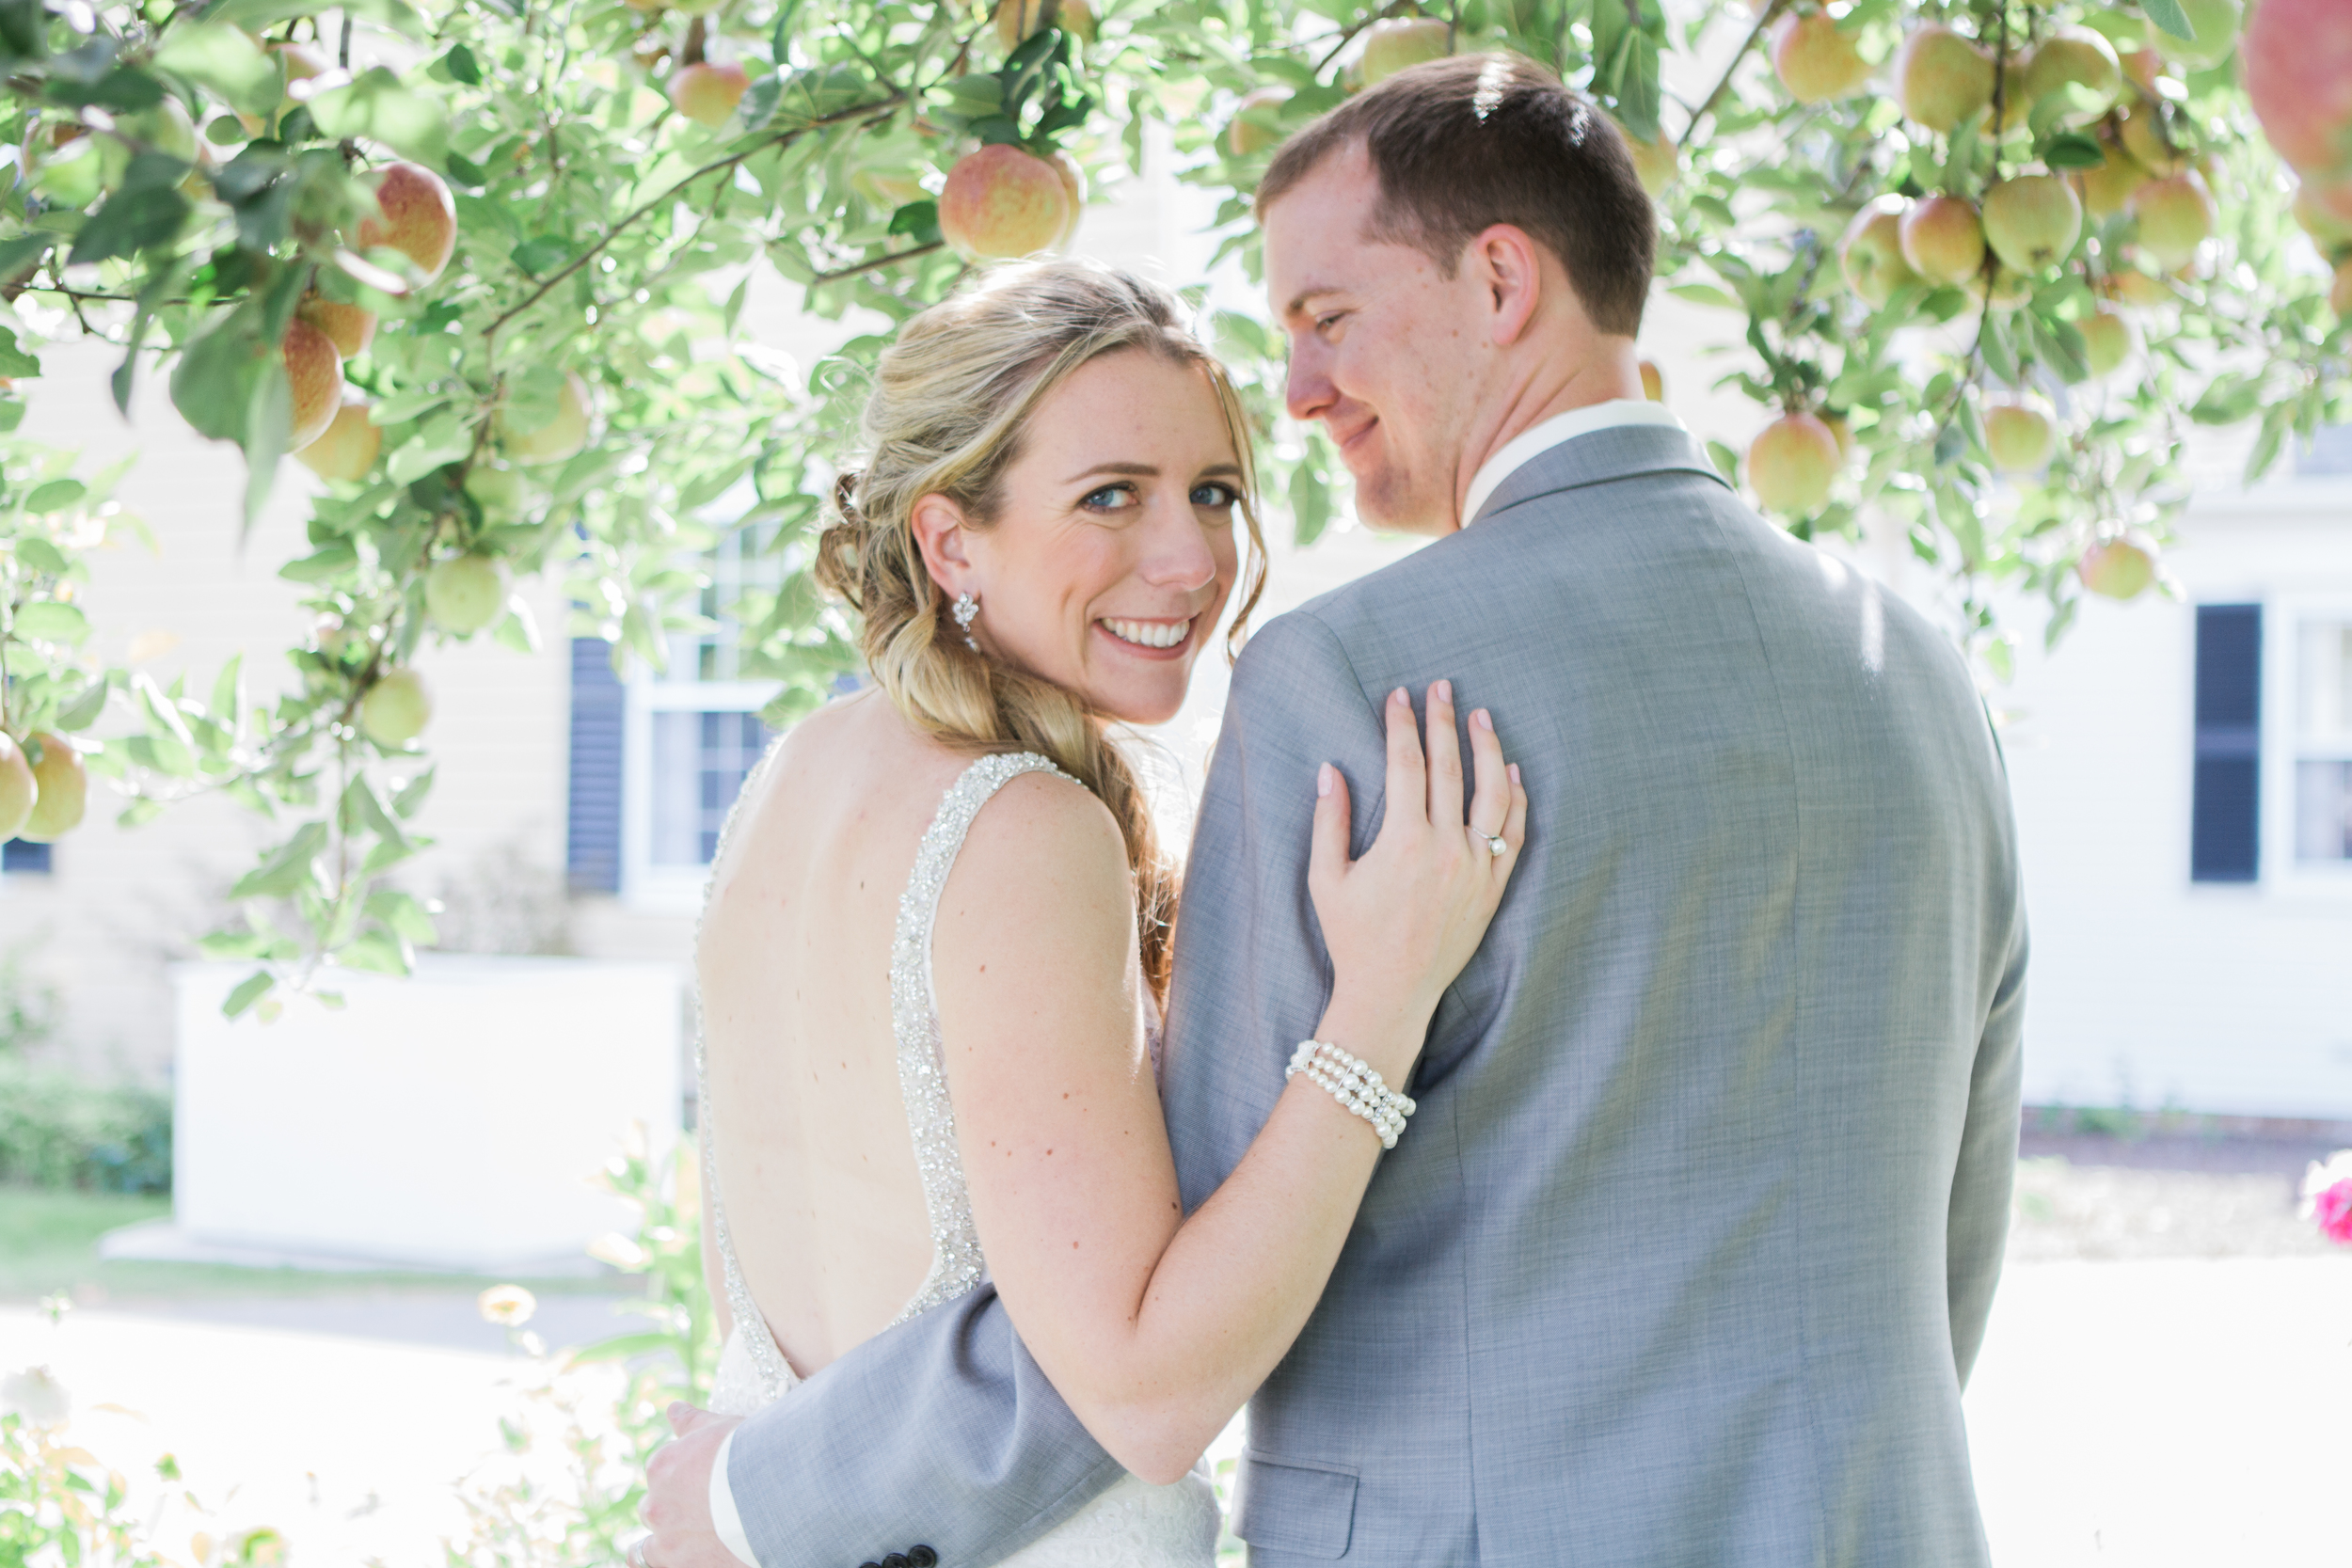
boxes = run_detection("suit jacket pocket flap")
[1232,1451,1358,1560]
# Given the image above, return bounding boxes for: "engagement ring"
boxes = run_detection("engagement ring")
[1480,832,1507,858]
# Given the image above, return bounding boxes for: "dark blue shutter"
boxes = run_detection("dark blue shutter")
[567,637,626,893]
[1,840,51,874]
[2190,603,2261,883]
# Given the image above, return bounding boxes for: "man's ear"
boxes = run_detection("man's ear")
[910,493,977,599]
[1470,223,1546,349]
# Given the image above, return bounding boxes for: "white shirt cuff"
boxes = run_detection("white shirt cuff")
[708,1427,758,1567]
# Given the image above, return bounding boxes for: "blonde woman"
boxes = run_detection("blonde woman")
[652,260,1524,1567]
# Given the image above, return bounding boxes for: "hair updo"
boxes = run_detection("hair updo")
[814,259,1268,1004]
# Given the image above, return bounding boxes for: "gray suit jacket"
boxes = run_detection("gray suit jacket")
[729,422,2027,1567]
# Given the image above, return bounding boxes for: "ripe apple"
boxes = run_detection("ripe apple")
[1639,360,1663,402]
[938,144,1071,261]
[1839,200,1917,307]
[1615,117,1680,197]
[1048,149,1085,247]
[1899,195,1986,284]
[2100,266,2176,308]
[1896,24,1994,134]
[1226,87,1293,158]
[2077,533,2158,599]
[282,317,344,452]
[1983,401,2056,473]
[1982,174,2082,274]
[2332,257,2352,316]
[499,371,594,465]
[296,292,375,358]
[295,396,381,482]
[2022,27,2121,125]
[2293,185,2352,256]
[1771,10,1872,103]
[464,464,527,514]
[1822,412,1855,462]
[2242,0,2352,182]
[1359,18,1451,86]
[2078,309,2138,377]
[2074,140,2150,219]
[0,735,33,842]
[1747,412,1843,515]
[2120,47,2166,92]
[360,668,433,748]
[426,554,512,636]
[668,60,748,128]
[2152,0,2241,69]
[2130,169,2217,270]
[2117,106,2185,175]
[21,733,85,842]
[356,162,456,285]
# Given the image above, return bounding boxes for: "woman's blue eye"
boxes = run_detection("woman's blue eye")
[1083,484,1136,509]
[1191,483,1238,509]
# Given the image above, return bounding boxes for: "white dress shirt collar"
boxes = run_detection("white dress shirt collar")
[1460,398,1685,527]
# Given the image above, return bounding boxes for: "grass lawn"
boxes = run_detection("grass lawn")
[0,1186,620,1304]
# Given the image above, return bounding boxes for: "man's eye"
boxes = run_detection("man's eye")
[1316,313,1343,332]
[1190,482,1239,509]
[1082,483,1137,510]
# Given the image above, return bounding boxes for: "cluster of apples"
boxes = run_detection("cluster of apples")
[2239,0,2352,315]
[0,731,85,847]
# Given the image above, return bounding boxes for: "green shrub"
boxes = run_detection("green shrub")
[0,1062,170,1194]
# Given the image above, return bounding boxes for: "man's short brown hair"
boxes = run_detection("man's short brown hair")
[1257,54,1655,337]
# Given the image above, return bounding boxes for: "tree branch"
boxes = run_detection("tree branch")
[1683,0,1789,143]
[804,239,945,285]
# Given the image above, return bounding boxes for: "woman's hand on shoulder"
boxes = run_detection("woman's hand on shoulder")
[1309,681,1527,1069]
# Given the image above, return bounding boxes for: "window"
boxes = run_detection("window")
[2191,604,2262,883]
[2296,423,2352,480]
[2293,617,2352,865]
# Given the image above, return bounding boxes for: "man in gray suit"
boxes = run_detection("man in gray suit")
[646,53,2026,1567]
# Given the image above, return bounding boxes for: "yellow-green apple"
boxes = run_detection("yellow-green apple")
[2242,0,2352,182]
[1060,0,1095,41]
[295,396,381,482]
[1822,412,1855,462]
[2153,0,2241,69]
[2075,139,2150,218]
[2117,105,2185,174]
[993,0,1089,51]
[1613,117,1680,197]
[0,735,33,842]
[1359,18,1451,86]
[360,668,432,748]
[2293,185,2352,255]
[28,135,109,207]
[464,464,526,514]
[2130,169,2217,270]
[2022,26,2121,125]
[1747,412,1843,514]
[1899,195,1986,284]
[668,60,748,128]
[2078,309,2138,377]
[1048,149,1085,247]
[1983,401,2056,472]
[1984,265,2035,309]
[2099,266,2176,307]
[1896,24,1994,133]
[282,317,344,452]
[1772,10,1872,102]
[297,292,375,358]
[1226,87,1294,157]
[938,144,1071,261]
[2332,256,2352,316]
[1840,198,1918,306]
[2121,47,2166,92]
[21,734,85,841]
[498,371,594,465]
[426,554,512,636]
[2078,532,2158,598]
[356,162,456,284]
[1982,174,2082,273]
[1639,360,1664,402]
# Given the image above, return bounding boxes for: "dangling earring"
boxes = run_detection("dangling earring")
[952,592,981,651]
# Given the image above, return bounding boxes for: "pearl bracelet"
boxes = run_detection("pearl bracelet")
[1285,1039,1417,1149]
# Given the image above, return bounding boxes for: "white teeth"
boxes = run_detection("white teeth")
[1102,618,1192,650]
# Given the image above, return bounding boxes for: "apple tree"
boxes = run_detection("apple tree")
[0,0,2343,1007]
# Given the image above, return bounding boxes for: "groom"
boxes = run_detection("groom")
[647,53,2026,1566]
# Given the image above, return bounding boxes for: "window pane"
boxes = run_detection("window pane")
[2296,760,2352,862]
[650,710,772,866]
[2298,621,2352,744]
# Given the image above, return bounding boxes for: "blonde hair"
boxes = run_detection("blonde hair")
[815,259,1268,1004]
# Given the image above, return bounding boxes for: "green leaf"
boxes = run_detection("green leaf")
[12,602,89,644]
[2040,131,2107,171]
[67,179,191,268]
[151,24,279,115]
[443,44,482,86]
[1666,282,1740,310]
[0,329,40,380]
[2140,0,2197,43]
[230,821,329,900]
[222,970,277,1020]
[510,234,572,276]
[170,307,271,444]
[306,67,448,165]
[365,888,439,944]
[278,541,360,582]
[23,479,85,513]
[54,679,109,734]
[207,0,426,38]
[338,928,413,976]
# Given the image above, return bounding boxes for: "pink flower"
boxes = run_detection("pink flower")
[2300,1151,2352,1244]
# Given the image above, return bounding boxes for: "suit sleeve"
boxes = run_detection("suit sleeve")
[725,610,1382,1565]
[1946,861,2026,1388]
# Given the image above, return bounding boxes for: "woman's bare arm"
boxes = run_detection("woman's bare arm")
[935,683,1524,1483]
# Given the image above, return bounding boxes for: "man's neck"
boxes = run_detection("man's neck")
[1449,343,1644,530]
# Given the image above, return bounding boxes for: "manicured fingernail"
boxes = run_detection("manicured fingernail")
[1318,763,1333,798]
[1434,679,1452,703]
[1508,763,1521,784]
[1473,708,1493,731]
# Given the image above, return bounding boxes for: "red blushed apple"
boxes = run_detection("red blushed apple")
[1359,18,1450,86]
[669,61,749,128]
[2078,533,2158,599]
[2130,170,2217,271]
[1048,149,1085,248]
[295,396,382,482]
[1840,199,1917,307]
[1771,10,1872,103]
[1613,117,1680,198]
[1982,175,2082,275]
[357,162,456,285]
[297,292,376,358]
[1226,87,1293,158]
[282,317,344,452]
[1747,412,1843,515]
[1896,24,1994,134]
[1983,402,2056,473]
[2117,106,2185,176]
[2075,140,2151,219]
[2243,0,2352,182]
[938,145,1071,261]
[1899,195,1986,285]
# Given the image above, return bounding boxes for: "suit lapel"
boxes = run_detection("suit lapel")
[1469,422,1731,528]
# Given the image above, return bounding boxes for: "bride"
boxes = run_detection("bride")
[671,259,1524,1565]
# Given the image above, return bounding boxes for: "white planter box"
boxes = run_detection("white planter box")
[118,958,684,1275]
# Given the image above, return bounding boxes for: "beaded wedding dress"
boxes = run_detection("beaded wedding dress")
[699,750,1222,1567]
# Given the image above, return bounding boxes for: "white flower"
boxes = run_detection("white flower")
[477,1285,538,1327]
[2,1365,71,1428]
[2300,1149,2352,1209]
[588,1232,650,1270]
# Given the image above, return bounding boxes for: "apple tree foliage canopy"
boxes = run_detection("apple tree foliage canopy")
[0,0,2344,1010]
